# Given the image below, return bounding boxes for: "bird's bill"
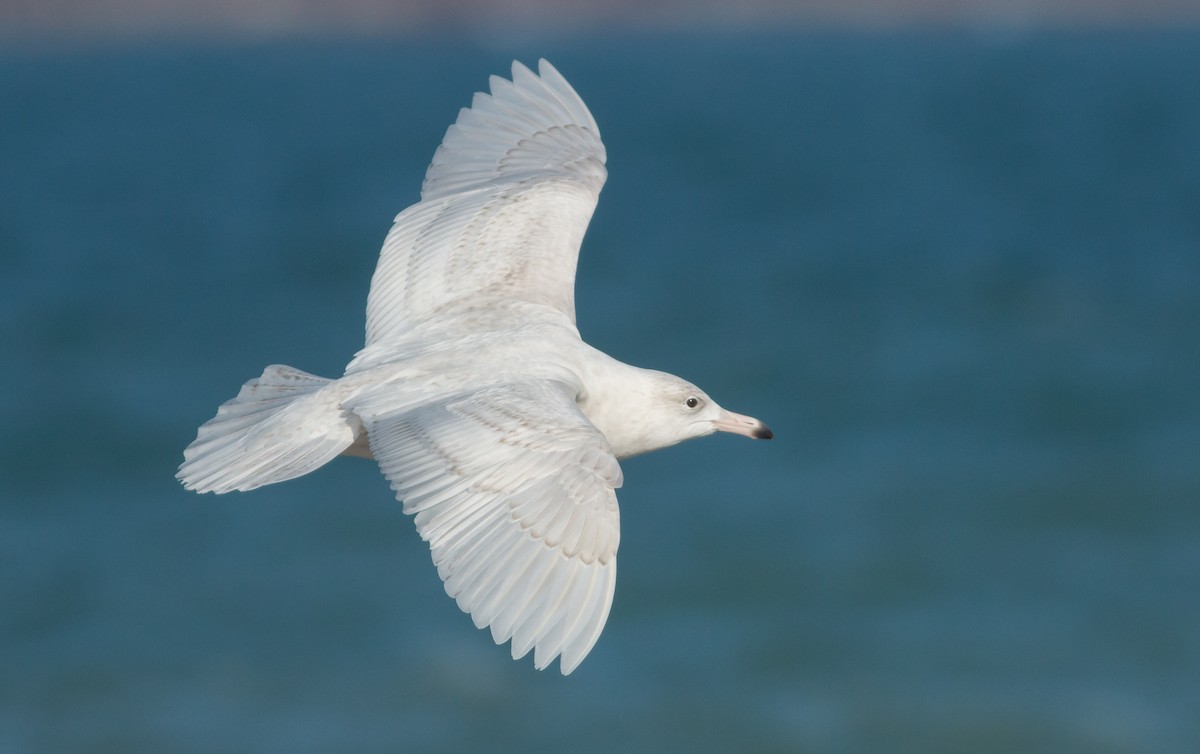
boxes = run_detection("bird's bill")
[713,409,773,440]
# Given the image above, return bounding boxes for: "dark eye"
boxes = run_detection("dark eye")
[685,396,700,409]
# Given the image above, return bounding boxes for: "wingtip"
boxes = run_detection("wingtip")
[510,59,534,80]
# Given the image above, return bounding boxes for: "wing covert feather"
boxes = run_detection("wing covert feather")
[350,380,621,674]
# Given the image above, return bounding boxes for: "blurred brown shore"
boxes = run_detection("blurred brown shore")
[4,0,1199,38]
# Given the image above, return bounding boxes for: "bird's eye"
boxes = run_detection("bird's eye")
[685,396,700,409]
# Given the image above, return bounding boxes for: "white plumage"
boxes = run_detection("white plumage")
[179,60,770,675]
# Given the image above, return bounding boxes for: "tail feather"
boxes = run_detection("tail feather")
[178,365,360,494]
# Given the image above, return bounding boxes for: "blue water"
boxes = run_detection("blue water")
[3,30,1199,753]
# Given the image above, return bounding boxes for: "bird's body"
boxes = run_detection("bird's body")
[179,60,770,674]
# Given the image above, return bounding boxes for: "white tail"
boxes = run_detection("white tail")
[177,365,361,494]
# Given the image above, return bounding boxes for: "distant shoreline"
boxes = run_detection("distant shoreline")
[5,0,1200,40]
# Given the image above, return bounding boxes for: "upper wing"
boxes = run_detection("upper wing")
[421,59,606,202]
[364,60,607,345]
[349,380,622,674]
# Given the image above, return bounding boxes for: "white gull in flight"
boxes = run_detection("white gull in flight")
[178,59,772,674]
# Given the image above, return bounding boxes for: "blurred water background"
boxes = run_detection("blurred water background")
[2,28,1199,754]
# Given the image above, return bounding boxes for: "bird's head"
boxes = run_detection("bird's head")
[598,371,772,458]
[664,375,773,442]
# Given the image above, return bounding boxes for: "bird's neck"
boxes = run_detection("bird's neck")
[574,350,668,459]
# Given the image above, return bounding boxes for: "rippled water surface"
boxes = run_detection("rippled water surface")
[2,30,1198,753]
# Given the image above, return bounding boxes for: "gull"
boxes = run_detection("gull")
[178,59,772,674]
